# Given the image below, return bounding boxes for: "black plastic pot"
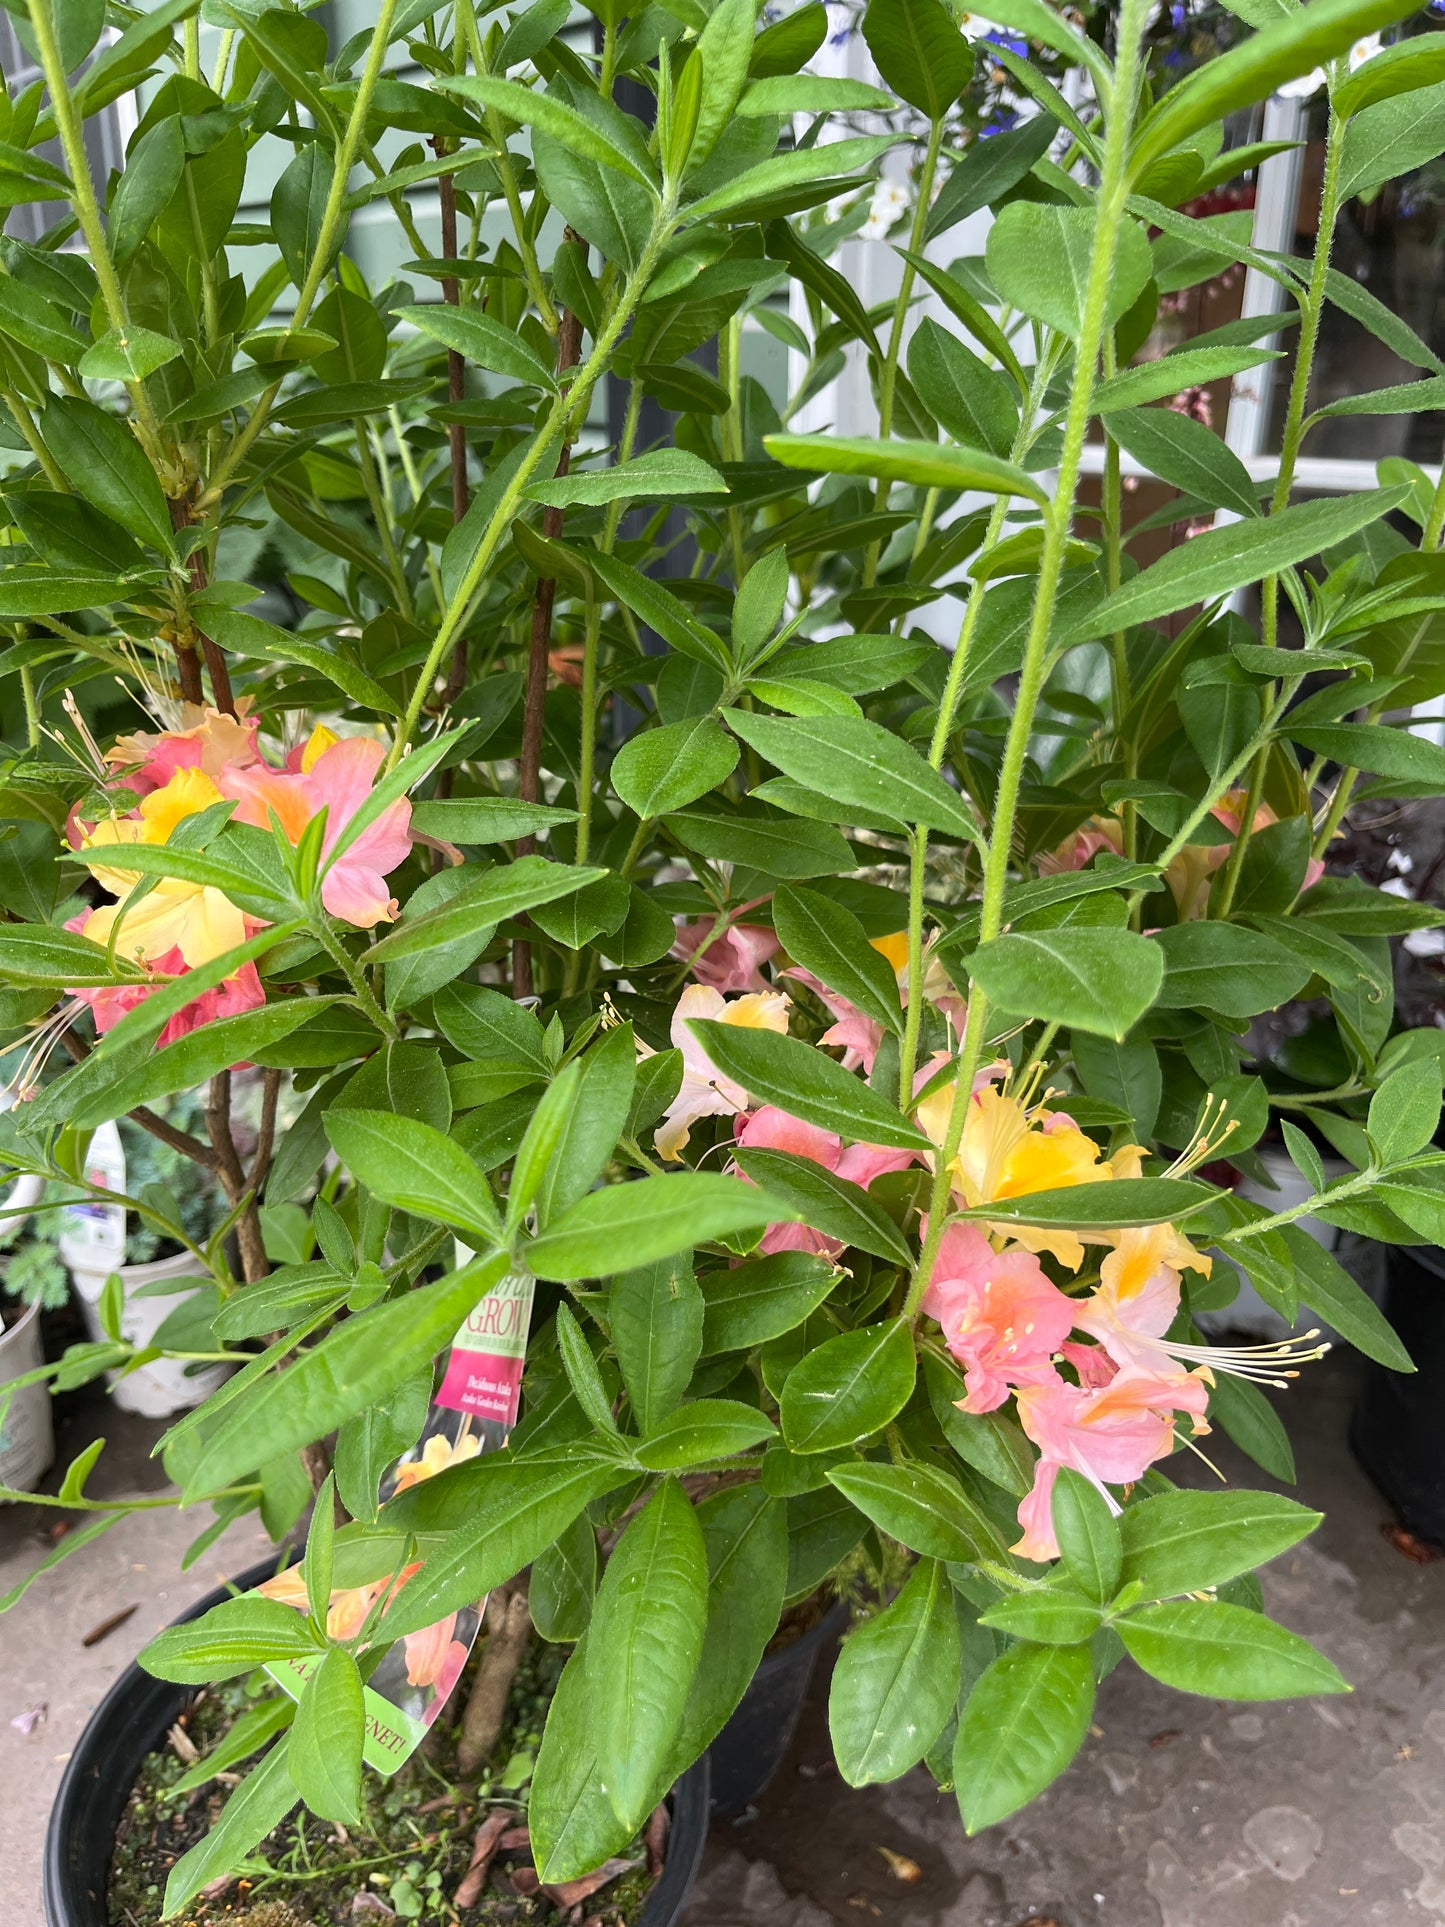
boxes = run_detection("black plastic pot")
[706,1598,849,1819]
[44,1558,710,1927]
[1351,1242,1445,1542]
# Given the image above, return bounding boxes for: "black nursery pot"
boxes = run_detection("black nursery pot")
[706,1598,849,1819]
[44,1559,709,1927]
[1351,1242,1445,1543]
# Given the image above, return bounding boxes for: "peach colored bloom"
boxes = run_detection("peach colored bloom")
[402,1612,460,1688]
[1012,1365,1210,1560]
[673,918,780,994]
[66,926,264,1046]
[79,767,248,969]
[1075,1221,1215,1375]
[786,930,965,1074]
[106,698,261,793]
[921,1222,1075,1412]
[654,984,790,1161]
[221,731,412,928]
[1165,793,1322,922]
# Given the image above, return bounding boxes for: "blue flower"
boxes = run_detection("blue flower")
[984,29,1029,54]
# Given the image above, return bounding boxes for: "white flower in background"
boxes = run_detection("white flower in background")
[861,177,912,240]
[1278,33,1382,98]
[959,10,1004,36]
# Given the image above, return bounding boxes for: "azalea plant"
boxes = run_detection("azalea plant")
[5,0,1445,1910]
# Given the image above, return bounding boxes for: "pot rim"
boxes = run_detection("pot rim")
[0,1293,42,1354]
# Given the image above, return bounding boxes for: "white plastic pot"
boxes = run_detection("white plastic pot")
[0,1296,54,1493]
[69,1250,229,1419]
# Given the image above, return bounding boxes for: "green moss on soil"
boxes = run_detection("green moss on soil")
[107,1637,657,1927]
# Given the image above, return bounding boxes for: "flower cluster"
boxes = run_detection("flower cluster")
[660,918,1323,1566]
[65,705,412,1048]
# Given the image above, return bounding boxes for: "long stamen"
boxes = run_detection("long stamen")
[1168,1329,1331,1387]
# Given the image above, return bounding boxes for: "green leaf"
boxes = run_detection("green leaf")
[0,567,150,616]
[536,1023,636,1224]
[1093,344,1284,414]
[41,394,175,554]
[1066,488,1410,640]
[288,1647,364,1824]
[162,1739,299,1919]
[1153,923,1310,1020]
[779,1318,916,1453]
[1310,374,1445,421]
[1338,80,1445,203]
[632,1398,779,1470]
[1334,34,1445,117]
[1286,721,1445,788]
[1369,1058,1443,1163]
[699,1251,840,1354]
[334,1371,432,1523]
[967,928,1163,1040]
[396,301,558,388]
[972,0,1116,96]
[860,0,972,119]
[79,326,182,382]
[924,114,1056,243]
[139,1597,322,1684]
[365,858,606,964]
[1118,1489,1321,1600]
[1116,1600,1349,1699]
[408,796,578,844]
[689,0,760,169]
[829,1559,958,1785]
[188,1256,508,1494]
[612,718,739,819]
[322,1109,502,1244]
[740,74,896,115]
[730,1146,916,1267]
[908,316,1018,458]
[526,1173,786,1281]
[1130,0,1428,177]
[687,1019,931,1151]
[530,1511,598,1642]
[379,1456,631,1639]
[763,431,1048,505]
[529,1636,636,1882]
[0,924,144,989]
[958,1176,1214,1230]
[1208,1369,1296,1482]
[590,549,729,671]
[47,999,341,1133]
[683,134,898,224]
[987,204,1152,341]
[1278,1223,1412,1369]
[725,708,979,844]
[1108,406,1261,521]
[1051,1467,1122,1604]
[525,448,727,508]
[169,1696,296,1795]
[444,74,658,188]
[979,1584,1104,1645]
[587,1479,708,1830]
[611,1254,704,1432]
[667,809,854,879]
[953,1642,1095,1832]
[773,884,902,1034]
[826,1460,999,1561]
[0,274,87,360]
[667,1485,788,1771]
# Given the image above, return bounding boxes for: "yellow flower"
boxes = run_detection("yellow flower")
[80,768,245,968]
[391,1430,482,1494]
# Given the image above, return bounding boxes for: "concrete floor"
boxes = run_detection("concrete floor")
[7,1352,1445,1926]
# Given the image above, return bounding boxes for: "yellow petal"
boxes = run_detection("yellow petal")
[301,723,340,773]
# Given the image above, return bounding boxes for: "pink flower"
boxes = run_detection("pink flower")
[64,918,265,1047]
[673,918,780,993]
[105,699,261,795]
[921,1222,1076,1413]
[1013,1365,1210,1561]
[1038,815,1125,876]
[221,733,412,928]
[734,1105,912,1255]
[784,966,885,1072]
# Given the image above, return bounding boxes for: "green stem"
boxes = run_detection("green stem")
[386,201,677,776]
[1219,1167,1376,1240]
[903,0,1152,1329]
[354,420,413,619]
[312,919,399,1041]
[20,662,39,747]
[896,830,928,1109]
[3,386,65,489]
[27,0,163,448]
[577,378,643,866]
[206,0,402,499]
[863,120,943,590]
[1211,747,1265,920]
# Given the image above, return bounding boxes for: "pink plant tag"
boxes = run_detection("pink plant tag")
[258,1265,538,1774]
